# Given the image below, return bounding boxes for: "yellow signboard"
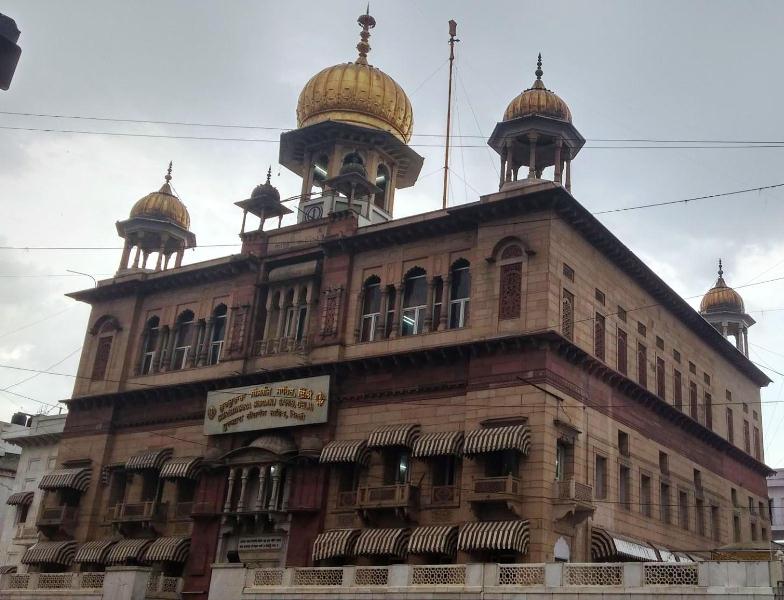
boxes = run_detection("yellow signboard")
[204,375,329,435]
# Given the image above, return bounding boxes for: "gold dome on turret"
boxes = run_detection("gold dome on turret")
[504,54,572,123]
[295,10,414,143]
[129,163,191,230]
[700,260,745,314]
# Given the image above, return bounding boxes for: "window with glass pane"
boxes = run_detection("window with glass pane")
[141,316,159,375]
[555,442,567,481]
[361,278,381,342]
[449,261,470,329]
[385,286,396,338]
[432,456,457,487]
[209,305,227,365]
[485,449,519,477]
[383,449,410,485]
[173,311,194,370]
[284,305,307,341]
[401,269,427,336]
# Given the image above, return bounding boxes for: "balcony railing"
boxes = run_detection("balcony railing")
[14,523,39,540]
[173,501,193,519]
[430,485,459,506]
[110,501,167,523]
[36,505,79,528]
[467,475,521,503]
[357,484,418,510]
[253,336,311,357]
[336,490,358,509]
[556,479,594,503]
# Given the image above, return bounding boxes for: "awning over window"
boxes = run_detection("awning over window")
[22,541,77,566]
[0,565,17,574]
[464,425,531,457]
[106,539,152,565]
[38,467,91,493]
[143,537,190,563]
[412,431,464,458]
[353,528,410,558]
[126,448,172,471]
[408,525,458,556]
[591,527,658,562]
[319,440,370,466]
[367,424,420,449]
[75,539,119,565]
[312,529,360,562]
[6,491,33,506]
[458,520,530,555]
[160,457,203,480]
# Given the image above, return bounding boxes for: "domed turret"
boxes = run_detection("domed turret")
[488,55,585,192]
[115,162,196,274]
[699,260,754,356]
[235,167,292,234]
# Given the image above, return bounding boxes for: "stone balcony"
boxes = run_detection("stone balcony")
[467,475,522,515]
[109,501,168,534]
[553,478,595,524]
[357,484,419,519]
[13,524,39,541]
[35,505,78,534]
[252,336,311,357]
[209,561,784,600]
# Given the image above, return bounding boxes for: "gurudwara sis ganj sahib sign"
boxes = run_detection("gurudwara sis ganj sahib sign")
[204,375,330,435]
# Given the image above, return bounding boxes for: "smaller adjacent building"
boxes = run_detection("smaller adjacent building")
[768,468,784,541]
[0,414,66,570]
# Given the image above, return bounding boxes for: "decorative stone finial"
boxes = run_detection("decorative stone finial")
[356,6,376,65]
[266,166,272,184]
[165,161,173,183]
[718,258,723,278]
[535,53,543,80]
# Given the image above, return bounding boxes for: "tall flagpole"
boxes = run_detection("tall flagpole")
[442,20,458,209]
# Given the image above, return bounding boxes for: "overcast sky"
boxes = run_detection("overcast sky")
[1,1,783,467]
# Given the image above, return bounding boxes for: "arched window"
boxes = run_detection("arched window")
[360,276,381,342]
[312,154,329,190]
[141,316,160,375]
[449,259,471,329]
[91,316,120,381]
[374,164,389,208]
[208,305,228,365]
[402,267,428,336]
[498,245,524,321]
[172,310,195,370]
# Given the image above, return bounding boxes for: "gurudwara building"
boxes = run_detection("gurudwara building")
[2,11,781,600]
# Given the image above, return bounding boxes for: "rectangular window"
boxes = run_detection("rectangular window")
[656,357,666,400]
[637,322,647,337]
[673,370,683,410]
[705,392,713,430]
[693,468,702,489]
[656,336,664,350]
[449,266,470,329]
[619,465,631,510]
[696,497,706,536]
[382,449,410,485]
[689,361,696,375]
[618,430,629,457]
[659,451,669,474]
[753,410,758,421]
[594,455,607,499]
[555,442,568,481]
[640,473,652,517]
[660,482,671,524]
[594,313,605,361]
[711,505,720,541]
[673,349,681,363]
[431,456,457,487]
[731,488,738,507]
[284,305,307,341]
[743,420,751,453]
[751,522,758,541]
[140,472,159,502]
[92,336,113,380]
[753,426,761,459]
[704,372,711,385]
[617,305,627,323]
[689,382,698,420]
[563,263,575,282]
[485,450,519,478]
[108,471,127,506]
[595,288,606,305]
[733,514,741,542]
[338,464,359,493]
[726,408,734,443]
[16,504,29,524]
[562,289,574,341]
[617,328,628,375]
[637,343,647,388]
[360,281,381,342]
[679,490,690,530]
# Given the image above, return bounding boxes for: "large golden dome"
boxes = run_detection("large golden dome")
[295,11,413,143]
[504,55,572,123]
[700,261,745,314]
[129,163,191,230]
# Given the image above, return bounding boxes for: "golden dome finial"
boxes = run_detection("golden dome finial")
[266,165,272,184]
[165,161,173,183]
[718,258,724,279]
[536,53,543,80]
[355,6,376,65]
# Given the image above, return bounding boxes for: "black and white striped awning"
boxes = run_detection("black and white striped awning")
[412,431,464,458]
[126,448,173,471]
[319,440,370,466]
[22,541,77,566]
[591,527,658,562]
[106,539,152,565]
[367,424,420,449]
[408,525,458,556]
[353,528,410,558]
[0,565,17,574]
[160,457,203,480]
[312,529,360,562]
[143,537,190,563]
[458,520,530,555]
[6,491,33,505]
[463,425,531,457]
[38,468,91,493]
[75,539,119,565]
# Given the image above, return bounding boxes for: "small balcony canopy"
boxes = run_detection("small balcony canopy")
[464,425,531,457]
[312,529,360,562]
[38,468,91,493]
[22,541,77,567]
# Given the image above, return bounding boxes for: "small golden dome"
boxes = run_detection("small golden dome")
[700,260,745,314]
[129,163,191,230]
[504,54,572,123]
[295,10,413,143]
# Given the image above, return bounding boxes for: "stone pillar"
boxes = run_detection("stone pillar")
[505,143,514,183]
[141,251,150,269]
[164,324,178,371]
[377,287,389,339]
[303,281,314,344]
[223,469,237,513]
[553,139,563,183]
[275,291,288,347]
[132,245,141,268]
[354,290,365,342]
[280,468,291,511]
[199,318,215,366]
[174,250,184,268]
[236,467,250,512]
[423,278,436,333]
[389,282,403,339]
[565,157,572,192]
[499,157,506,189]
[188,320,203,368]
[743,327,749,356]
[268,464,282,511]
[119,240,132,270]
[722,322,729,337]
[439,274,451,331]
[255,467,268,511]
[527,133,538,179]
[154,327,168,373]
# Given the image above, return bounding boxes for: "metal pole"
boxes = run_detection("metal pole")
[442,20,459,210]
